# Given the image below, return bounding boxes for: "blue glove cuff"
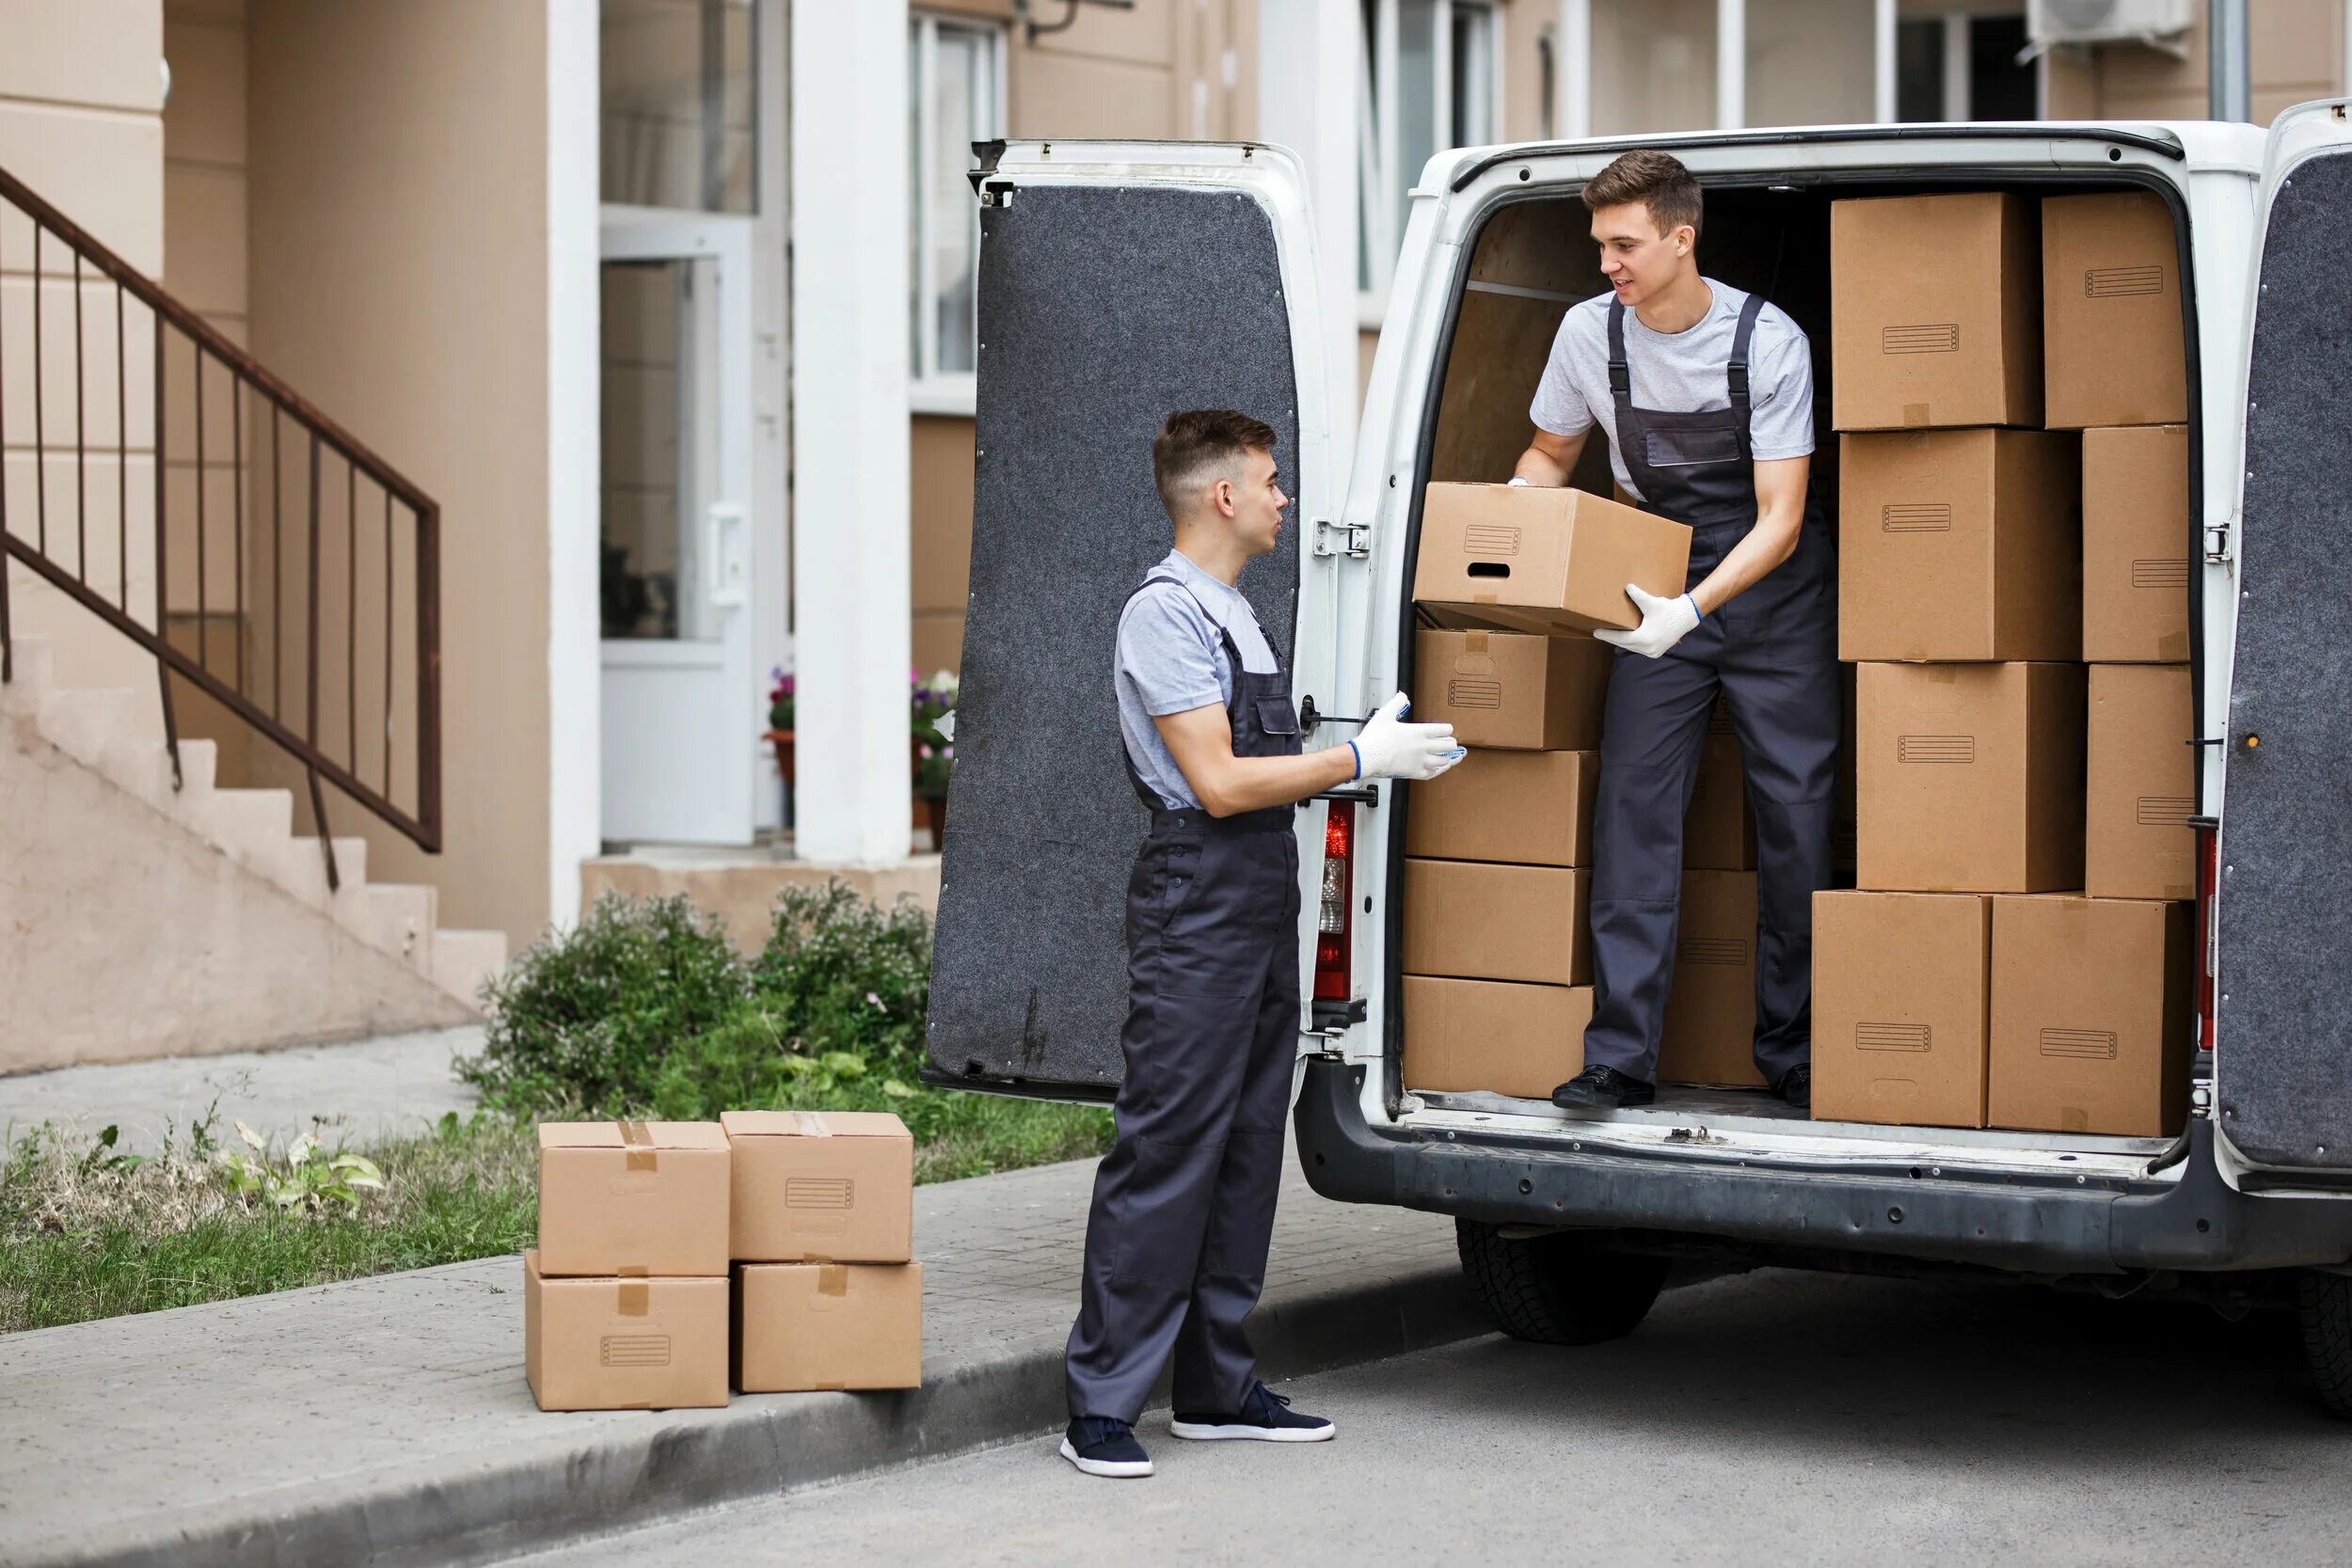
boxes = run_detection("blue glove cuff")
[1685,593,1704,625]
[1347,739,1362,781]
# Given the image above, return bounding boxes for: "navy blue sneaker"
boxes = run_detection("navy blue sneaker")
[1169,1381,1335,1443]
[1060,1416,1153,1478]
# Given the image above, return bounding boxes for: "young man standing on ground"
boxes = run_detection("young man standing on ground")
[1059,409,1463,1479]
[1510,150,1837,1112]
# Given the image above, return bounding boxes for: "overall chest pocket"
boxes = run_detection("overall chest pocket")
[1645,424,1742,469]
[1250,696,1301,744]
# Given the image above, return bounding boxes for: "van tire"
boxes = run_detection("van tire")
[2298,1271,2352,1419]
[1454,1219,1671,1346]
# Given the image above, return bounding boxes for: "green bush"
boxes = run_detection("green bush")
[750,879,933,1074]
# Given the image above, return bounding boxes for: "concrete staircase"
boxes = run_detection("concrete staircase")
[1,632,502,1011]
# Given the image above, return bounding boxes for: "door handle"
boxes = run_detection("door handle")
[706,501,747,609]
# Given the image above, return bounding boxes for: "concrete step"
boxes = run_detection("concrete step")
[36,687,139,776]
[359,882,437,970]
[195,787,294,864]
[0,632,56,713]
[427,927,506,1008]
[107,735,216,816]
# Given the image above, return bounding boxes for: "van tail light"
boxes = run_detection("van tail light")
[2193,815,2220,1053]
[1314,802,1355,1003]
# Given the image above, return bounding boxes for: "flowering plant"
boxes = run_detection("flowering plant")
[768,668,795,732]
[912,668,959,800]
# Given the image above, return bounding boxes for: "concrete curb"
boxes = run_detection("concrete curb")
[28,1264,1482,1568]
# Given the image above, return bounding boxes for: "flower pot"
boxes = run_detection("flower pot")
[764,729,795,786]
[918,794,947,849]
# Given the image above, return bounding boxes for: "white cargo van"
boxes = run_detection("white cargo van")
[926,110,2352,1412]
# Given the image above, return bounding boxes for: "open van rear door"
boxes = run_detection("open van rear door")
[924,142,1332,1101]
[2215,101,2352,1177]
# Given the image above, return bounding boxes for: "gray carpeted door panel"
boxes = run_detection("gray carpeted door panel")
[927,182,1303,1097]
[2217,148,2352,1170]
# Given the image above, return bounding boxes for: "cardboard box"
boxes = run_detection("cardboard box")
[2083,424,2190,663]
[1658,870,1764,1087]
[1401,975,1591,1099]
[1413,482,1692,635]
[1856,662,2086,894]
[733,1261,924,1393]
[1811,891,1993,1128]
[1831,192,2042,431]
[522,1251,728,1411]
[1403,859,1589,985]
[1988,895,2193,1136]
[722,1111,914,1263]
[1406,748,1598,865]
[536,1121,730,1278]
[2088,664,2195,900]
[1837,429,2082,662]
[2042,191,2188,430]
[1412,628,1611,751]
[1686,705,1756,872]
[1835,665,1859,884]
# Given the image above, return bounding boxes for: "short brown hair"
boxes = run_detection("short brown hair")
[1152,409,1278,520]
[1581,150,1703,243]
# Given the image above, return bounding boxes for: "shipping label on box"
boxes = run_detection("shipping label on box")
[523,1251,729,1412]
[536,1121,731,1279]
[1406,748,1599,866]
[1837,429,2081,662]
[2082,424,2190,663]
[1856,662,2085,894]
[1831,192,2042,431]
[1411,628,1610,751]
[1685,706,1756,872]
[733,1261,924,1393]
[722,1111,914,1263]
[1659,870,1764,1087]
[1988,895,2193,1137]
[2042,192,2188,430]
[1403,859,1590,985]
[1402,975,1592,1100]
[1812,891,1992,1128]
[2088,664,2195,900]
[1413,483,1692,634]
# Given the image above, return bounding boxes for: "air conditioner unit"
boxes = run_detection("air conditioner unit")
[2028,0,2195,50]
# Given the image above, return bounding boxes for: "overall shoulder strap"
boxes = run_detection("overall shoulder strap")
[1605,299,1631,401]
[1725,292,1769,413]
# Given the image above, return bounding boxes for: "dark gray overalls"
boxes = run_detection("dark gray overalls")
[1583,293,1839,1088]
[1066,572,1304,1423]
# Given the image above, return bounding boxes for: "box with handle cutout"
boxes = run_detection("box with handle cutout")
[1412,482,1691,636]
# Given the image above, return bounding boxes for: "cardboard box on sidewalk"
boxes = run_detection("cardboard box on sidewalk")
[1837,429,2082,662]
[733,1261,924,1393]
[1686,705,1756,872]
[1412,628,1611,751]
[1658,870,1764,1087]
[1413,482,1692,635]
[1856,662,2086,894]
[1403,859,1590,985]
[1831,192,2042,431]
[523,1251,729,1411]
[1406,748,1599,865]
[2042,191,2188,430]
[536,1121,731,1278]
[1402,975,1591,1100]
[2088,664,2196,900]
[1989,895,2194,1136]
[2083,424,2191,663]
[722,1111,914,1263]
[1811,891,1993,1128]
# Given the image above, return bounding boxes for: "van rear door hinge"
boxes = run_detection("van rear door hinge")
[2205,518,2233,563]
[1311,518,1370,560]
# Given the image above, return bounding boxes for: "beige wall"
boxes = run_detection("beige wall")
[1592,0,1717,136]
[2046,0,2344,123]
[911,413,975,677]
[245,1,552,952]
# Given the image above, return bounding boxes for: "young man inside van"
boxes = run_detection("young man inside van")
[1509,150,1837,1112]
[1059,409,1464,1479]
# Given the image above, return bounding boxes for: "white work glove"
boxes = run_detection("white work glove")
[1506,475,1532,486]
[1349,691,1465,783]
[1595,583,1702,660]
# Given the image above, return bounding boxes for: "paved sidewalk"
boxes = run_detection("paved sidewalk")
[0,1150,1478,1568]
[0,1026,482,1154]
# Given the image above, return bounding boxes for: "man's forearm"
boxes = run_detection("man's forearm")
[1185,745,1361,817]
[1689,503,1803,617]
[1513,446,1571,486]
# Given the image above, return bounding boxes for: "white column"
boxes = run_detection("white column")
[1558,0,1591,139]
[1873,0,1898,123]
[1715,0,1745,130]
[1942,14,1971,121]
[790,0,913,863]
[1257,0,1360,479]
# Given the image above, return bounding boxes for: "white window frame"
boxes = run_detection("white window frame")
[1358,0,1504,323]
[909,10,1006,418]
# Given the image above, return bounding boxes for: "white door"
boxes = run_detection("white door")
[599,216,755,845]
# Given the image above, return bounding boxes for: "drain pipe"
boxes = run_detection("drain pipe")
[2208,0,2251,123]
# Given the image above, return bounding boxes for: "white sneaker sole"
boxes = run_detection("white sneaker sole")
[1060,1437,1154,1478]
[1168,1420,1336,1443]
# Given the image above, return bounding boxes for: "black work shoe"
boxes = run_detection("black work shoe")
[1170,1381,1335,1443]
[1060,1416,1153,1478]
[1775,1064,1813,1111]
[1551,1065,1657,1110]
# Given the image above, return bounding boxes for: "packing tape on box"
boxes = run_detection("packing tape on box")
[1903,403,1931,427]
[792,1112,833,1137]
[617,1263,650,1278]
[616,1118,659,1172]
[617,1281,650,1316]
[818,1264,850,1298]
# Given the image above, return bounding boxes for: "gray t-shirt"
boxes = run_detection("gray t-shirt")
[1114,549,1279,811]
[1528,278,1815,502]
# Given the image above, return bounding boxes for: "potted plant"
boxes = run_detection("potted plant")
[912,668,959,848]
[763,668,796,784]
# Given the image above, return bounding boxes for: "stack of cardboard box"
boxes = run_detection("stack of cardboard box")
[524,1112,921,1412]
[1813,189,2194,1138]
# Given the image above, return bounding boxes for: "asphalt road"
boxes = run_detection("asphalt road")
[516,1266,2350,1567]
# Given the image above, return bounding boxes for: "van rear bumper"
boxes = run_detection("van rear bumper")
[1293,1060,2352,1275]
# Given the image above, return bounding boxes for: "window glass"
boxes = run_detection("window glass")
[910,14,1001,387]
[1359,0,1500,298]
[601,0,757,214]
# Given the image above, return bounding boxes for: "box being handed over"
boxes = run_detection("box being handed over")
[723,1110,914,1262]
[1414,483,1691,635]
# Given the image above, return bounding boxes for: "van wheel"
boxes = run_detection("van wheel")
[2297,1271,2352,1419]
[1454,1219,1671,1346]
